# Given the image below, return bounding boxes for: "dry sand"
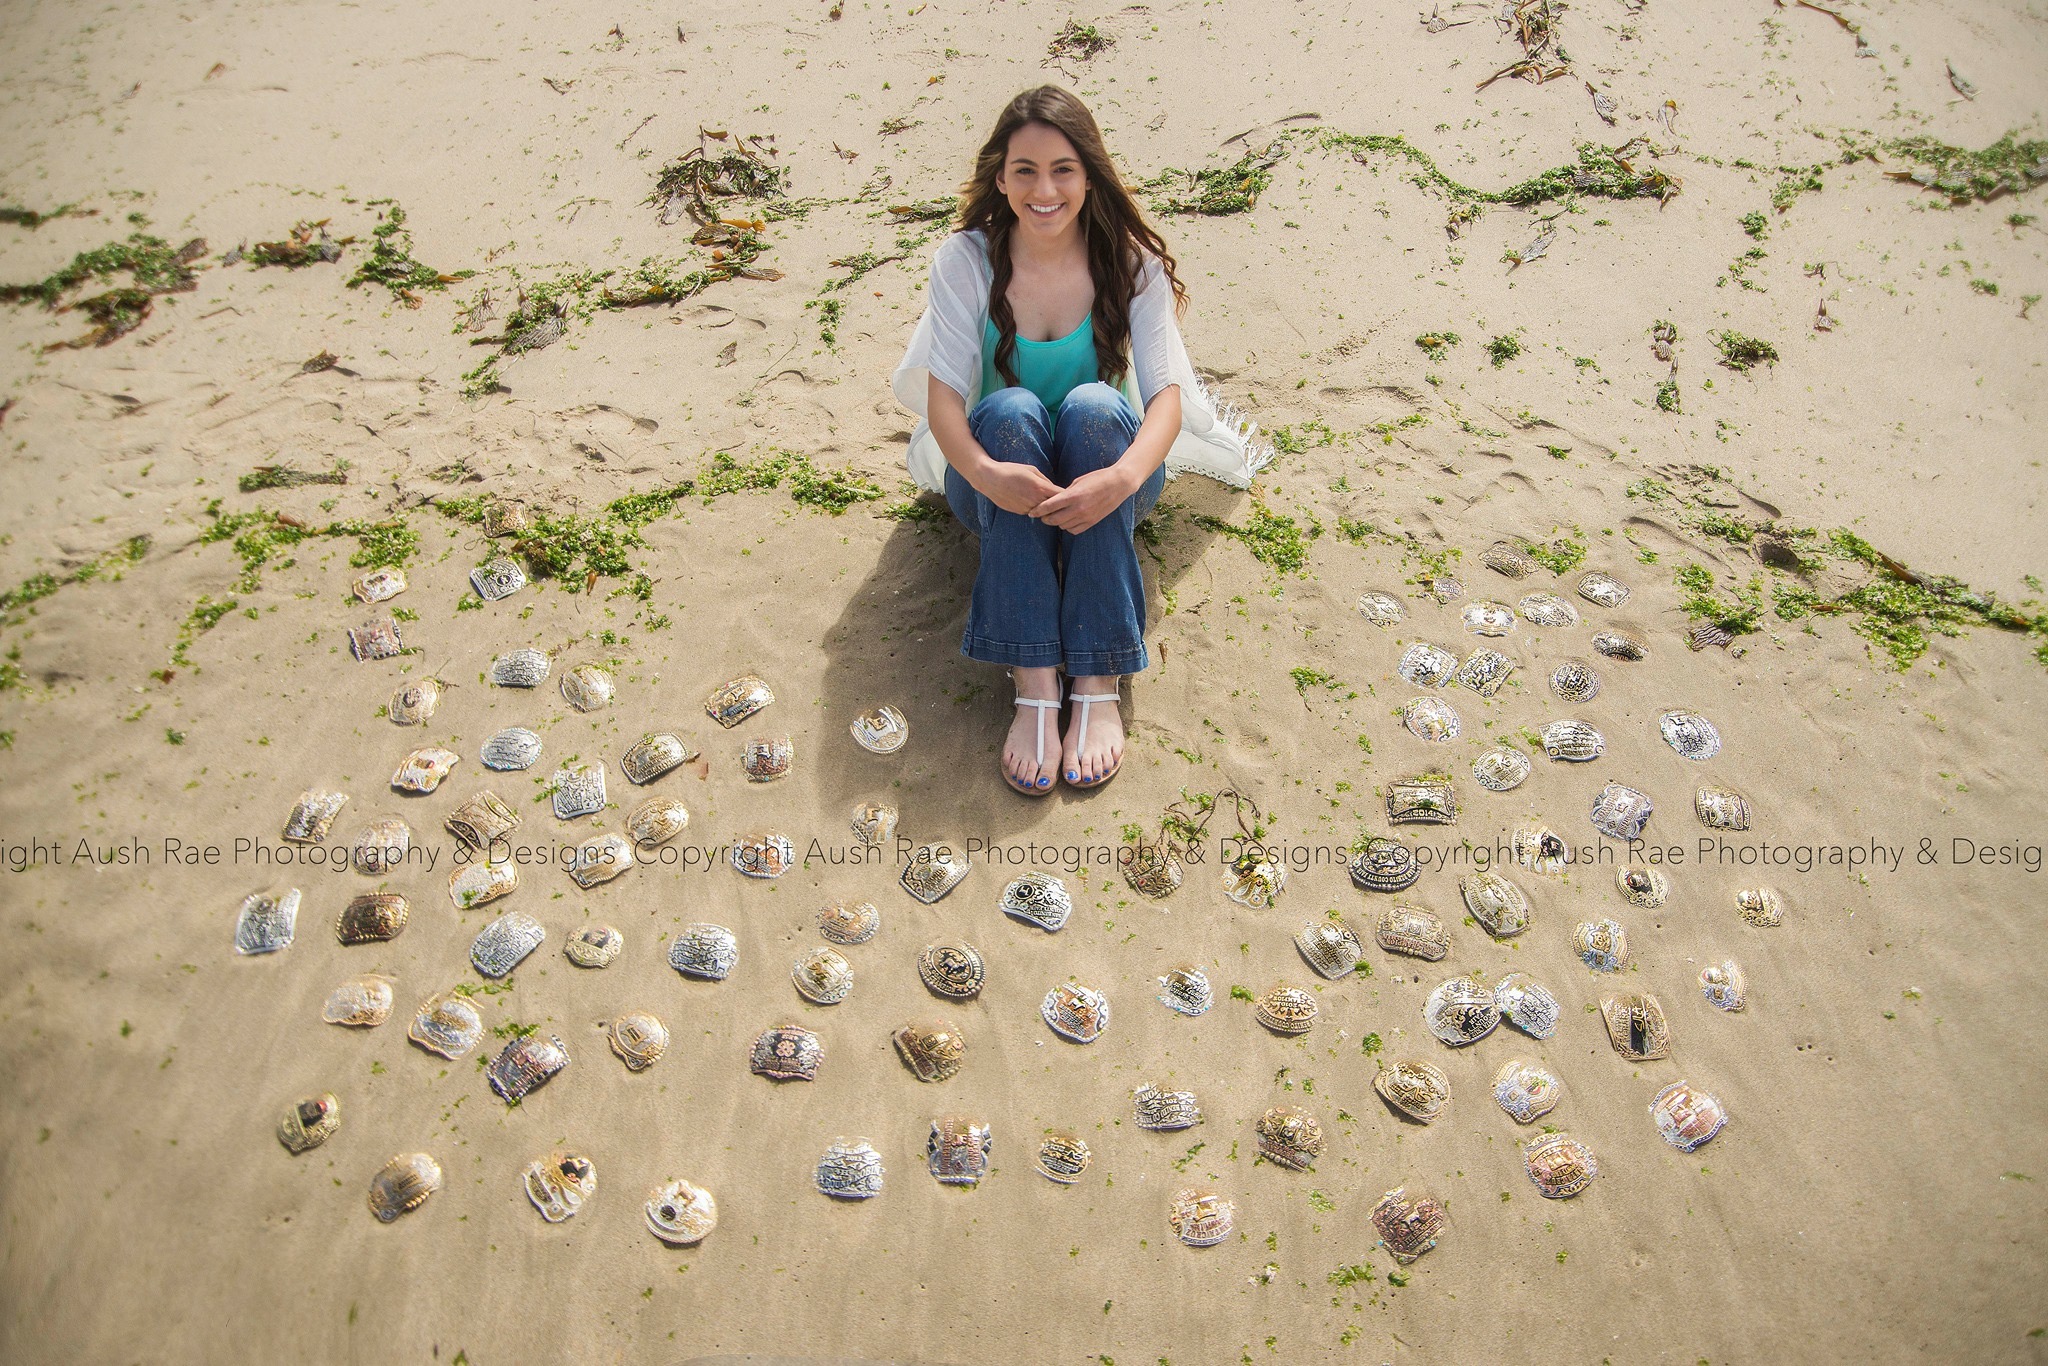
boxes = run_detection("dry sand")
[2,0,2046,1361]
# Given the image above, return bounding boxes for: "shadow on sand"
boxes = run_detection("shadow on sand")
[808,478,1243,867]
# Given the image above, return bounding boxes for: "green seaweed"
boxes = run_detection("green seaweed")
[1486,333,1523,367]
[1192,501,1319,574]
[1771,165,1827,212]
[883,495,948,527]
[326,519,418,571]
[1674,562,1767,637]
[1289,666,1339,694]
[0,232,205,348]
[1654,378,1681,412]
[1334,518,1388,546]
[1694,512,1754,545]
[1712,330,1778,370]
[346,203,472,306]
[441,453,879,586]
[1874,132,2048,203]
[0,536,149,655]
[1319,130,1680,233]
[1520,535,1586,575]
[172,595,238,665]
[1414,331,1460,361]
[0,537,149,634]
[1800,530,2048,669]
[0,232,201,307]
[1147,144,1279,216]
[606,482,698,529]
[1725,243,1768,292]
[0,573,63,619]
[0,202,90,229]
[1270,418,1340,455]
[692,450,884,514]
[886,198,958,224]
[493,507,643,581]
[1618,481,2042,666]
[462,239,776,398]
[196,506,312,592]
[1047,21,1116,64]
[648,139,789,224]
[807,295,844,346]
[190,502,416,607]
[238,461,349,493]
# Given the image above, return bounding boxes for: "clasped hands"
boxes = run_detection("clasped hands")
[976,460,1137,536]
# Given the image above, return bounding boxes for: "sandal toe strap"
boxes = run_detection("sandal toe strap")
[1067,692,1120,761]
[1014,697,1060,769]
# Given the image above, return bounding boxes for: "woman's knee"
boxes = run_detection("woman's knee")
[970,387,1054,465]
[1055,383,1138,446]
[1053,384,1138,475]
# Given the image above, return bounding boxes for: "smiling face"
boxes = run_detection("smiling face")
[996,121,1088,239]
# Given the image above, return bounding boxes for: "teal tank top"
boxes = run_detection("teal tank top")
[981,316,1099,412]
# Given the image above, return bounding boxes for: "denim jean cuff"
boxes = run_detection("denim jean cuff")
[1064,644,1149,675]
[961,632,1064,668]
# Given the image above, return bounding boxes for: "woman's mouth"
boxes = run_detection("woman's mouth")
[1026,204,1063,218]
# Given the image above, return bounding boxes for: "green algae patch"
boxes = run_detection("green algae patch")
[648,138,790,224]
[1148,145,1280,216]
[0,536,150,632]
[0,202,92,229]
[238,462,349,493]
[1712,331,1778,370]
[439,454,881,587]
[1670,519,2048,669]
[1415,331,1460,362]
[1192,502,1320,575]
[460,238,778,399]
[696,451,884,514]
[1047,21,1116,65]
[1289,666,1340,695]
[1872,132,2048,203]
[1320,130,1681,234]
[1521,534,1586,575]
[0,232,206,348]
[347,203,472,306]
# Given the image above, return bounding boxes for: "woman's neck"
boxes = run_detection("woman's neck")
[1008,221,1088,272]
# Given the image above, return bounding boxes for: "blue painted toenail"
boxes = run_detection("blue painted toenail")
[1037,776,1049,787]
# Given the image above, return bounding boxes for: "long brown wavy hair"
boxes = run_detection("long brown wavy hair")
[957,85,1187,391]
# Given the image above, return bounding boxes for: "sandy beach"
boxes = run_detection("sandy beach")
[1,0,2045,1361]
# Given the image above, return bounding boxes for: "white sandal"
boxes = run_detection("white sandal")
[1065,689,1123,789]
[1009,696,1060,795]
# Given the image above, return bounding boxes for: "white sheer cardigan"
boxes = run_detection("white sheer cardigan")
[889,229,1273,494]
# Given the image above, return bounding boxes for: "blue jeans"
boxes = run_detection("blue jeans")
[945,383,1166,675]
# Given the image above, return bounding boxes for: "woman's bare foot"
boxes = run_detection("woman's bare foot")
[1005,666,1062,792]
[1062,675,1124,786]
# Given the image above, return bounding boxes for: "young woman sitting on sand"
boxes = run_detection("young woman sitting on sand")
[892,85,1268,795]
